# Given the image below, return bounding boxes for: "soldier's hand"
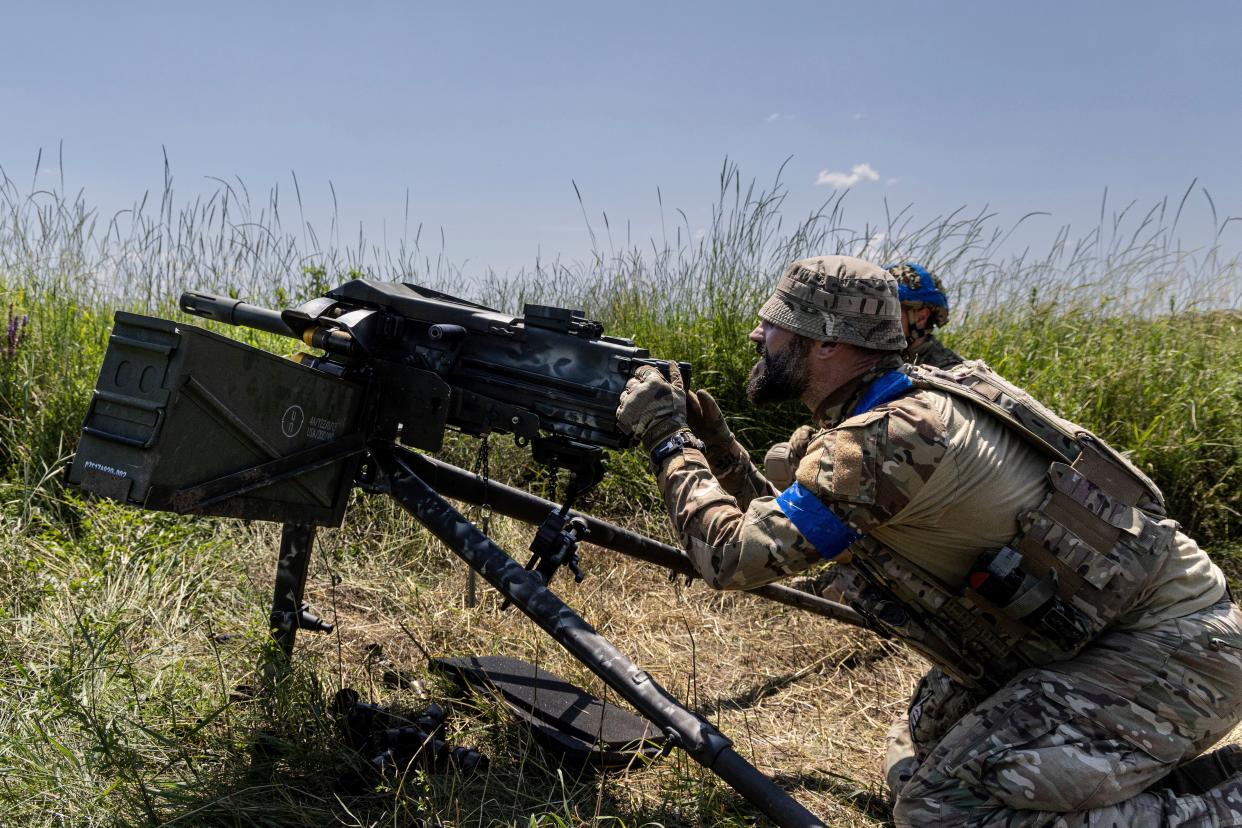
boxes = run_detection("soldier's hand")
[788,424,815,459]
[763,424,816,490]
[685,388,735,450]
[617,362,689,451]
[687,388,756,475]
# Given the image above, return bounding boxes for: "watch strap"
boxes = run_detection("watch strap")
[649,430,704,472]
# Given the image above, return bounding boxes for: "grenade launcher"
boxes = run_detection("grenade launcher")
[67,279,857,827]
[71,279,688,527]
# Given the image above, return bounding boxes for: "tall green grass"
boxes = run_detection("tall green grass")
[1,158,1240,825]
[2,159,1239,558]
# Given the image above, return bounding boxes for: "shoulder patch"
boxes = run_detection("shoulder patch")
[794,412,890,505]
[832,427,866,499]
[794,434,831,492]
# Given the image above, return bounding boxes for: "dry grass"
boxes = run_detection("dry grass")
[0,485,922,826]
[207,510,924,826]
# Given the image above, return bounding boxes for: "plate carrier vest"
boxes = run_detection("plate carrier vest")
[837,361,1177,693]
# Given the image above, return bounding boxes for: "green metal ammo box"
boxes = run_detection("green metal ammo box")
[67,312,365,526]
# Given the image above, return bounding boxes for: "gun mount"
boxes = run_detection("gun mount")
[68,280,845,826]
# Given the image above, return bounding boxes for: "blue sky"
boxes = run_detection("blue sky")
[3,1,1240,275]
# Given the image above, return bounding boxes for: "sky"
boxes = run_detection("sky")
[2,1,1240,277]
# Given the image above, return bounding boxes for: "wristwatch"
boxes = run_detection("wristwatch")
[649,431,705,472]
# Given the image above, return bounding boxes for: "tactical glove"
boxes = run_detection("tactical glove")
[685,388,746,471]
[616,362,689,452]
[685,388,731,445]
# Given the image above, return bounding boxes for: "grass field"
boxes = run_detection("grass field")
[1,163,1240,826]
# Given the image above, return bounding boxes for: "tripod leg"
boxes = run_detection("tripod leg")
[269,522,317,659]
[372,445,823,828]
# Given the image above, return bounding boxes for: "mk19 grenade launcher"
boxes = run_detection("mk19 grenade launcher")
[69,279,689,527]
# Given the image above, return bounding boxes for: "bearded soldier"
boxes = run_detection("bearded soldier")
[762,260,967,776]
[765,261,961,492]
[616,254,1242,826]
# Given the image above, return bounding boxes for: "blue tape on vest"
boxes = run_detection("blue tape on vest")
[775,482,860,559]
[851,370,914,416]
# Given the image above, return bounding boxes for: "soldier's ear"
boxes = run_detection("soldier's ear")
[812,340,846,363]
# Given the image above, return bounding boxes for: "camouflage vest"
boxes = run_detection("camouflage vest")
[839,361,1178,693]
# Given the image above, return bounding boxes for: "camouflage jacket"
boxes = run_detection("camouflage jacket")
[657,357,902,589]
[903,333,963,369]
[656,361,1224,640]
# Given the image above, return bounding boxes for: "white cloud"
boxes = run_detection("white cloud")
[852,113,864,120]
[815,163,880,189]
[886,177,901,186]
[854,232,886,257]
[766,112,782,122]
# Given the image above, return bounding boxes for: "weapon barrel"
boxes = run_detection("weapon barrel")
[179,290,295,338]
[407,453,867,629]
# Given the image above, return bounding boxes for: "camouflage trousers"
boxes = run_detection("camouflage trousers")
[884,597,1242,827]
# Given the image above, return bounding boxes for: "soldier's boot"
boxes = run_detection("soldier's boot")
[1148,744,1242,796]
[883,715,918,807]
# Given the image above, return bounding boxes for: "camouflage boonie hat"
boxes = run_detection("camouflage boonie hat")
[758,255,905,350]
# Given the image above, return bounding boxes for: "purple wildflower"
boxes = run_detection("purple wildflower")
[4,304,28,359]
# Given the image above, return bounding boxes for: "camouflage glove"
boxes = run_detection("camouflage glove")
[616,362,689,452]
[763,424,816,490]
[685,388,744,467]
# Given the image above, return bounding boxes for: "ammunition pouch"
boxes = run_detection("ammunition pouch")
[763,441,799,492]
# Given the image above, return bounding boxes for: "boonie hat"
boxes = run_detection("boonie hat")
[758,255,905,350]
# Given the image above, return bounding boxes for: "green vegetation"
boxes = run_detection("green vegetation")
[1,162,1239,826]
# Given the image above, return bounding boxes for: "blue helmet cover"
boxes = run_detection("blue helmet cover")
[884,262,948,309]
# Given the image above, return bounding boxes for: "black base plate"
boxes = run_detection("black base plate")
[430,654,665,772]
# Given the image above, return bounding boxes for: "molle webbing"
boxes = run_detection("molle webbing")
[847,539,1028,691]
[836,363,1175,691]
[908,368,1081,462]
[907,364,1163,510]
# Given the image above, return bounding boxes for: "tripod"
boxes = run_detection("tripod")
[262,442,828,827]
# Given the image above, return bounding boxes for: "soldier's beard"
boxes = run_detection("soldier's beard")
[746,336,811,405]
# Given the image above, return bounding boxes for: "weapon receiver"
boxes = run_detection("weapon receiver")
[180,280,689,454]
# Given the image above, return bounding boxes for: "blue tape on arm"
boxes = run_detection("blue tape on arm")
[775,482,860,560]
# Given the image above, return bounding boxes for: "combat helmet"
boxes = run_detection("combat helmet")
[758,255,905,351]
[885,262,949,328]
